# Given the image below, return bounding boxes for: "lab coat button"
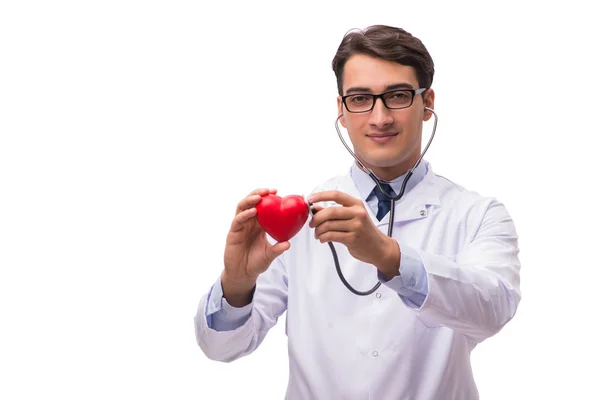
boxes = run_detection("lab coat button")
[376,293,382,298]
[372,351,379,357]
[420,209,426,216]
[409,277,416,287]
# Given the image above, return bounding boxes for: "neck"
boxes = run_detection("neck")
[356,156,420,182]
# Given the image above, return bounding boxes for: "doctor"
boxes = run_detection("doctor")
[195,25,521,399]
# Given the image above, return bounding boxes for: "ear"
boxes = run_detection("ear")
[337,96,347,128]
[423,88,435,121]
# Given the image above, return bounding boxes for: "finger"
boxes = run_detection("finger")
[314,219,354,238]
[309,204,324,217]
[247,187,272,197]
[236,195,262,214]
[236,189,272,213]
[315,231,351,244]
[307,190,361,207]
[253,187,277,196]
[309,205,354,228]
[237,188,279,213]
[230,207,257,232]
[265,241,291,263]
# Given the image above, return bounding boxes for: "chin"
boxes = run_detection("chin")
[359,150,406,169]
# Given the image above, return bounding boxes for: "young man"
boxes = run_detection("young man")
[195,25,521,399]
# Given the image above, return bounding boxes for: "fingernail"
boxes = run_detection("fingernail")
[307,195,314,203]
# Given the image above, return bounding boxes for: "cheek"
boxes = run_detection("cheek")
[343,115,364,138]
[400,110,423,132]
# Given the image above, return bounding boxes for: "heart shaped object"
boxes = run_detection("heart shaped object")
[255,194,309,242]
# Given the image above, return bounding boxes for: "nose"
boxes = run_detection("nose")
[368,97,393,129]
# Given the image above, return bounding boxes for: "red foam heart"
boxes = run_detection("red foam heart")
[255,194,309,242]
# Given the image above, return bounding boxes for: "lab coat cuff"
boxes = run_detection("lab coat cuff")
[205,275,253,331]
[377,242,429,308]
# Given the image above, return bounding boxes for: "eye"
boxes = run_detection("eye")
[390,92,409,100]
[350,95,370,104]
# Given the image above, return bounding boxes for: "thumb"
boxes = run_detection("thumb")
[266,241,291,263]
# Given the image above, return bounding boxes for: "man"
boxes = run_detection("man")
[195,25,521,399]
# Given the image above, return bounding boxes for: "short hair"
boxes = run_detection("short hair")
[332,25,435,95]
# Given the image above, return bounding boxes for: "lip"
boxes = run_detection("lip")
[366,132,399,143]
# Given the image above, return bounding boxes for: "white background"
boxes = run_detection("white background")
[1,0,599,399]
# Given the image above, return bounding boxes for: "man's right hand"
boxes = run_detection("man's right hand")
[221,188,291,307]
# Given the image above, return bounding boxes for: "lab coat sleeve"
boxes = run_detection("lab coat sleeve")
[377,250,428,307]
[194,256,288,362]
[398,198,520,343]
[204,276,253,332]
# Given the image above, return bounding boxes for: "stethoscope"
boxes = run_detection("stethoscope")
[308,107,438,296]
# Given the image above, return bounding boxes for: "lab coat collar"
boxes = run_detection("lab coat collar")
[350,159,428,202]
[342,160,441,225]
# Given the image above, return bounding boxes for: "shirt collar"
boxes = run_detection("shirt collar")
[350,159,429,202]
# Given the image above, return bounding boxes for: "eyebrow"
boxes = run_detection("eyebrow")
[345,82,415,95]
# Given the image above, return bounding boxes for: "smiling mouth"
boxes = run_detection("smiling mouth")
[366,132,399,138]
[366,132,399,139]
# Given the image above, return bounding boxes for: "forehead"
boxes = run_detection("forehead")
[342,53,419,93]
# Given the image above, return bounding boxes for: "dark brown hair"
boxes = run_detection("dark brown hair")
[332,25,435,95]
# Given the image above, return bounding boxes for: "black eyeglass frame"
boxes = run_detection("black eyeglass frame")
[342,88,428,113]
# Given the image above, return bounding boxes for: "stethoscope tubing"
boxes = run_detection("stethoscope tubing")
[311,107,438,296]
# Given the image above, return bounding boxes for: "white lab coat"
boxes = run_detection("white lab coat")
[195,162,521,400]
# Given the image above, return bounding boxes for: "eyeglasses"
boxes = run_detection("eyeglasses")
[342,88,427,113]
